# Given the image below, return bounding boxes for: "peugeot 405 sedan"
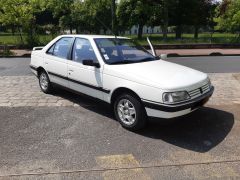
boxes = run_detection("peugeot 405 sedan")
[30,35,214,130]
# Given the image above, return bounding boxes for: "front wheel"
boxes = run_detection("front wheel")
[39,71,52,94]
[114,94,147,131]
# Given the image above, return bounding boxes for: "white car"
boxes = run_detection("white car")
[30,35,214,130]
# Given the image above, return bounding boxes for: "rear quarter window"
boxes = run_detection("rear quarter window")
[47,37,74,59]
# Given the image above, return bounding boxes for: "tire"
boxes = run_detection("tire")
[38,70,52,94]
[114,93,147,131]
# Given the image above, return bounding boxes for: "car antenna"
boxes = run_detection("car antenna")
[147,37,157,57]
[95,16,118,39]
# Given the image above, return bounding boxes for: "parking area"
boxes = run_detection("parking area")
[0,73,240,107]
[0,58,240,179]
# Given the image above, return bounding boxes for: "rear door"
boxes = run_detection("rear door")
[44,37,74,87]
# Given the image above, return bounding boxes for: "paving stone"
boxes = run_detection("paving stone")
[25,103,38,106]
[12,103,28,107]
[0,99,9,103]
[0,74,240,107]
[0,103,11,106]
[38,102,49,106]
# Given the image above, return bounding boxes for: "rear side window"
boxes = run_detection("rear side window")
[48,37,73,59]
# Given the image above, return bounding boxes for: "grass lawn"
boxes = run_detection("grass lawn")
[0,34,55,46]
[128,33,239,45]
[0,33,239,47]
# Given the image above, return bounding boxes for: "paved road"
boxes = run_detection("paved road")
[0,56,240,76]
[0,58,32,76]
[167,56,240,73]
[0,57,240,179]
[0,105,239,179]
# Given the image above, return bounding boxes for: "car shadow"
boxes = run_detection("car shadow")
[53,88,114,118]
[139,107,234,153]
[54,88,234,153]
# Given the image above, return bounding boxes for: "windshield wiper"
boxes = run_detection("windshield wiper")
[110,60,135,65]
[110,57,158,65]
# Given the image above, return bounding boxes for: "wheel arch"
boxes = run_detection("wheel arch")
[36,67,47,78]
[110,87,142,106]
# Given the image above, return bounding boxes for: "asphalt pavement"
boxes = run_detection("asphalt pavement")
[1,56,240,76]
[166,56,240,73]
[0,58,32,76]
[0,57,240,179]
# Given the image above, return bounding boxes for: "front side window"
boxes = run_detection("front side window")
[51,37,73,59]
[94,38,157,64]
[72,38,98,63]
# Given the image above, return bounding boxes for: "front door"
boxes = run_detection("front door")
[67,38,104,100]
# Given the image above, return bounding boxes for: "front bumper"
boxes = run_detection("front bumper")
[142,86,214,119]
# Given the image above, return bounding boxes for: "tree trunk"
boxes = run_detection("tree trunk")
[138,24,143,39]
[69,24,73,34]
[17,26,24,45]
[76,27,79,34]
[162,25,168,40]
[11,26,15,35]
[111,0,118,35]
[162,0,168,39]
[194,26,199,39]
[176,25,182,39]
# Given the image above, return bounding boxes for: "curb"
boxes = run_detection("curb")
[143,44,240,49]
[167,53,240,57]
[0,54,31,58]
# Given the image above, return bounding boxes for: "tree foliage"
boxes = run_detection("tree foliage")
[0,0,45,45]
[117,0,155,38]
[215,0,240,33]
[168,0,215,38]
[77,0,112,33]
[0,0,230,44]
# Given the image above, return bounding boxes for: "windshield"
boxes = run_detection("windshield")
[94,38,157,65]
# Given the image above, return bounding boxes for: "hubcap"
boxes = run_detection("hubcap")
[117,99,136,126]
[40,73,48,91]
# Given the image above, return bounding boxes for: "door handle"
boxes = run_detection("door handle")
[68,69,74,75]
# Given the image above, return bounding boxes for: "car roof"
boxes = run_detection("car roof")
[59,34,130,39]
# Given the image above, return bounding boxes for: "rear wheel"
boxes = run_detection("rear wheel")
[114,93,147,131]
[39,70,52,94]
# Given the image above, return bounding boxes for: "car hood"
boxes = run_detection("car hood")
[104,60,208,91]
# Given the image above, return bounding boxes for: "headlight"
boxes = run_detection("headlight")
[162,91,190,104]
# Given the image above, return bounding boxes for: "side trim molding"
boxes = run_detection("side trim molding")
[29,65,38,71]
[48,71,111,94]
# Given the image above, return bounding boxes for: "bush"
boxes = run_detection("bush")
[0,45,15,56]
[25,34,40,48]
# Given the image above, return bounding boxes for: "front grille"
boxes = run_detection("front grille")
[188,83,211,98]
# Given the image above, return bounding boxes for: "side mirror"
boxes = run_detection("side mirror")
[82,60,100,68]
[160,54,167,60]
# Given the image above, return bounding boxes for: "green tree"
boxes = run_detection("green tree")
[70,0,113,34]
[117,0,154,39]
[0,0,45,45]
[145,0,173,39]
[215,0,240,36]
[191,0,216,39]
[168,0,215,39]
[46,0,75,33]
